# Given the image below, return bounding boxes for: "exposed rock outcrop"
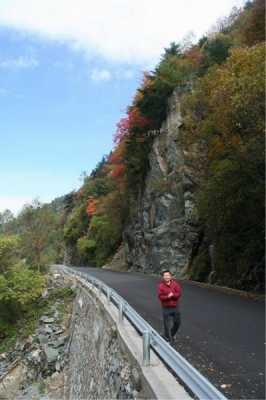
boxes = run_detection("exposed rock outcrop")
[124,89,199,276]
[103,244,129,272]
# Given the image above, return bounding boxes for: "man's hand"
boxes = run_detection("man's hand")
[168,292,173,298]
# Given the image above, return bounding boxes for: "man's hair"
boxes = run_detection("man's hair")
[161,269,171,276]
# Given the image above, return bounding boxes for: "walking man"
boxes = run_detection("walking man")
[157,270,182,344]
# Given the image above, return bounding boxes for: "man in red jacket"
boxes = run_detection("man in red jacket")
[157,270,182,344]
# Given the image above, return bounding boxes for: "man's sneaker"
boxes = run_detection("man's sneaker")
[170,337,176,346]
[162,334,175,346]
[162,334,170,343]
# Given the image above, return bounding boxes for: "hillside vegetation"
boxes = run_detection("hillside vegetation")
[0,201,63,348]
[60,0,264,290]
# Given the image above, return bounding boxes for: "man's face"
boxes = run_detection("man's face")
[163,272,172,283]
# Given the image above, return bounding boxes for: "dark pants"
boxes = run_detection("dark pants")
[162,307,181,340]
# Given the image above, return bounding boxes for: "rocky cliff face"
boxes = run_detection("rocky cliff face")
[124,89,199,276]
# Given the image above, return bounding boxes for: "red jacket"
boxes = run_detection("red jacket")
[158,279,182,308]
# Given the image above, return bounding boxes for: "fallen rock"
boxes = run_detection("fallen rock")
[0,363,28,400]
[40,317,55,324]
[0,269,74,399]
[54,329,64,335]
[38,334,49,345]
[52,336,67,349]
[44,346,59,365]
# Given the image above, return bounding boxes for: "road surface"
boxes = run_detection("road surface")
[72,266,265,400]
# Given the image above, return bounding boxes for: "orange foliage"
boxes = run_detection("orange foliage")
[110,164,126,178]
[108,141,127,183]
[109,141,126,164]
[86,197,98,216]
[184,46,202,66]
[241,0,265,46]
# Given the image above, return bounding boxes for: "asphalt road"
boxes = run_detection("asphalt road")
[73,266,265,400]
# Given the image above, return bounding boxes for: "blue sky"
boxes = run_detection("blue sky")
[0,0,244,214]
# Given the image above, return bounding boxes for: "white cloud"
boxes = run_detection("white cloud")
[90,68,112,82]
[90,68,135,82]
[0,56,39,69]
[0,0,245,65]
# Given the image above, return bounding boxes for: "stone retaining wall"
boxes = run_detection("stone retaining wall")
[63,270,191,400]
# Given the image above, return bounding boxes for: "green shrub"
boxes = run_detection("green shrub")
[199,33,232,74]
[0,263,45,322]
[89,215,121,266]
[189,248,211,282]
[64,204,89,246]
[136,53,196,129]
[49,286,75,300]
[0,235,20,273]
[77,237,96,261]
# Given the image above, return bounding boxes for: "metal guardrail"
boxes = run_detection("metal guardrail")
[60,265,228,400]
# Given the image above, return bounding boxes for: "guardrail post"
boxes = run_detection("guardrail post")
[119,301,124,323]
[99,283,102,295]
[107,288,111,303]
[142,330,151,366]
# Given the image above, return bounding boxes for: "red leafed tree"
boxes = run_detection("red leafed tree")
[109,141,125,164]
[114,106,150,144]
[110,164,126,178]
[184,46,202,66]
[108,141,126,181]
[114,116,130,144]
[86,197,98,217]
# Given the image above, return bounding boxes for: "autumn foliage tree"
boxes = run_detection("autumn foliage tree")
[86,197,98,217]
[239,0,265,45]
[136,48,197,129]
[182,42,265,288]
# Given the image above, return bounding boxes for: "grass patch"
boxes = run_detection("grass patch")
[38,379,46,395]
[48,286,75,301]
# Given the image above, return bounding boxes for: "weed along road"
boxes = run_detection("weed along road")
[73,266,265,400]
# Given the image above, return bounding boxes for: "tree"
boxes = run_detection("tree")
[0,262,45,333]
[86,197,98,217]
[0,235,20,273]
[136,50,196,128]
[163,42,182,58]
[240,0,265,45]
[18,200,59,271]
[76,237,96,262]
[64,203,89,247]
[199,33,232,74]
[0,264,45,311]
[0,209,14,234]
[182,42,265,288]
